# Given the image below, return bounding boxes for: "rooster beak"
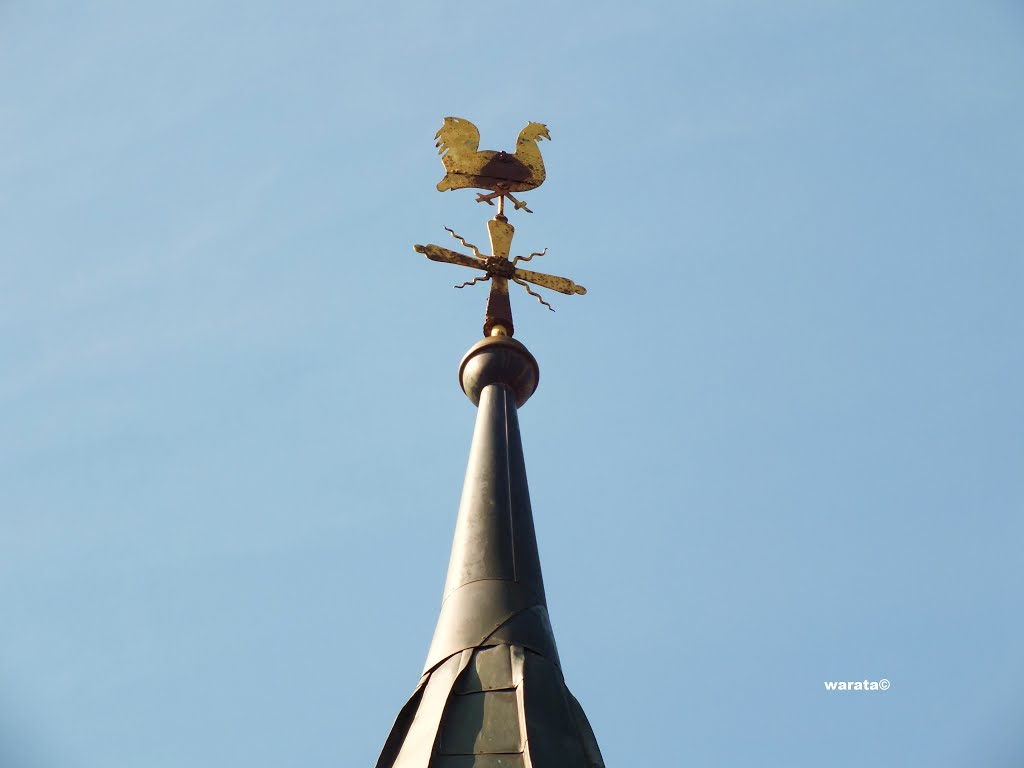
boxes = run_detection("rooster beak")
[541,128,551,141]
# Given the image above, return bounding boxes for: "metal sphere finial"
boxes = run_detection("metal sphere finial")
[458,335,539,408]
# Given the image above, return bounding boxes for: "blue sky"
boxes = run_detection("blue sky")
[2,2,1022,766]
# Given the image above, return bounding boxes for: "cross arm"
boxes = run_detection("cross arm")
[415,244,487,271]
[512,266,587,296]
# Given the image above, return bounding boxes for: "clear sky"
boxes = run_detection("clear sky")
[2,2,1022,766]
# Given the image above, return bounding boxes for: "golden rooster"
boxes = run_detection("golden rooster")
[434,117,550,212]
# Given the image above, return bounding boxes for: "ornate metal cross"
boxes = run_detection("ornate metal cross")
[415,213,586,337]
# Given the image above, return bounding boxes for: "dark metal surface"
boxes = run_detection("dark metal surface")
[375,340,604,768]
[458,337,538,408]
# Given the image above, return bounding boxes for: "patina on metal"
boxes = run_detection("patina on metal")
[375,119,603,768]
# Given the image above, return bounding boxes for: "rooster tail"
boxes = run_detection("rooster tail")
[434,117,481,175]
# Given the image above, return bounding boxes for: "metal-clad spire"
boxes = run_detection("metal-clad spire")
[375,337,604,767]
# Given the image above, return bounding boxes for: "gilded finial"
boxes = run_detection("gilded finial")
[415,117,586,337]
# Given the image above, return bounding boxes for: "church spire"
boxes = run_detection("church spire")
[374,118,603,767]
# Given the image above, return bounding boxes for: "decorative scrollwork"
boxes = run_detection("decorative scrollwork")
[454,275,491,290]
[512,248,547,266]
[513,277,554,311]
[444,227,483,260]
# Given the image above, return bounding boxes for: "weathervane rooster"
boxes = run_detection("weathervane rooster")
[416,116,583,338]
[434,117,550,213]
